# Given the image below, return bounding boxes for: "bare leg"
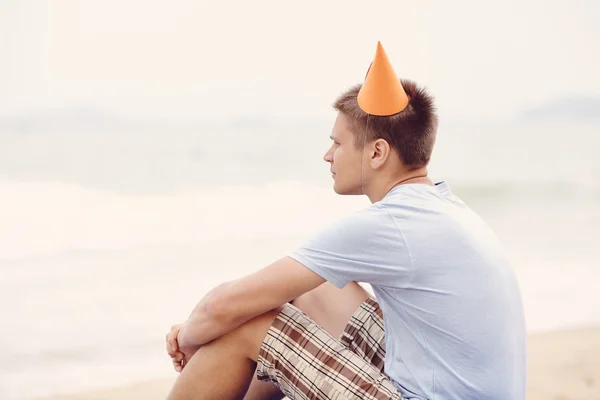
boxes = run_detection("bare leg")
[166,306,282,400]
[243,379,285,400]
[167,282,371,400]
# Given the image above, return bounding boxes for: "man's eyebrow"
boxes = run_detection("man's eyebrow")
[329,135,336,141]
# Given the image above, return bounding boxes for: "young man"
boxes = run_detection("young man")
[165,42,527,400]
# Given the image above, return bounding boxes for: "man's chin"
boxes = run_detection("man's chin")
[332,183,344,195]
[333,184,362,196]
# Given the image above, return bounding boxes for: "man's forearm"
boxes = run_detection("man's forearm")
[176,257,321,350]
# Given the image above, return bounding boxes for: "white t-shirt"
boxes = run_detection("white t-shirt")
[289,182,527,400]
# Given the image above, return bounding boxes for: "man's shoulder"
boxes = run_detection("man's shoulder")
[304,203,399,251]
[334,202,395,231]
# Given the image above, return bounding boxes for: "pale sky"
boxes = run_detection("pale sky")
[0,0,598,120]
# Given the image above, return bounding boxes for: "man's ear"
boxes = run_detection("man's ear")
[369,138,391,169]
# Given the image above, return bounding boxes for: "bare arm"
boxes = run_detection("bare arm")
[177,256,326,349]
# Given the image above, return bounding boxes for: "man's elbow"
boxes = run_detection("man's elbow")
[179,286,236,347]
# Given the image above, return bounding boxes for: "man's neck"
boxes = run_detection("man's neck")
[365,170,433,203]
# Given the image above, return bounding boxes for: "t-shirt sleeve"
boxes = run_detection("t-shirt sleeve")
[288,205,413,289]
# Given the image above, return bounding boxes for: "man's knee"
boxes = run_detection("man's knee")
[291,281,370,337]
[232,305,284,362]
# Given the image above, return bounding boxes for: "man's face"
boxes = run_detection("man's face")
[323,113,365,195]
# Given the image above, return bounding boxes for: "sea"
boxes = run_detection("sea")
[0,110,599,399]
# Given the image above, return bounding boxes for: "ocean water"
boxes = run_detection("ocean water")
[0,114,599,399]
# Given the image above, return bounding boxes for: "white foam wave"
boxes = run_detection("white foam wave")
[0,179,369,260]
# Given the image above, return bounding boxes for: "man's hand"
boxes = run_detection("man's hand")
[166,323,203,372]
[166,324,186,372]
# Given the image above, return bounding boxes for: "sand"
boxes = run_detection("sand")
[33,326,600,400]
[526,326,600,400]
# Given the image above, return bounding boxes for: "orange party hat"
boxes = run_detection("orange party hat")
[357,42,409,116]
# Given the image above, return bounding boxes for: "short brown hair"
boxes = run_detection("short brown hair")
[332,79,438,169]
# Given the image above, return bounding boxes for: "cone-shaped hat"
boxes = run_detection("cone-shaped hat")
[357,42,409,116]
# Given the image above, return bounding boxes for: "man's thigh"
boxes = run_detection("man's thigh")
[256,286,400,400]
[291,282,386,372]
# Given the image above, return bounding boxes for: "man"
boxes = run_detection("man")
[165,42,527,400]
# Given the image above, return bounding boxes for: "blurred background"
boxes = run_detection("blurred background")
[1,1,599,399]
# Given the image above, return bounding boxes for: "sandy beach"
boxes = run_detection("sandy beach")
[33,326,600,400]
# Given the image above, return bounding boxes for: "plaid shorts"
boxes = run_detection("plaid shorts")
[256,298,403,400]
